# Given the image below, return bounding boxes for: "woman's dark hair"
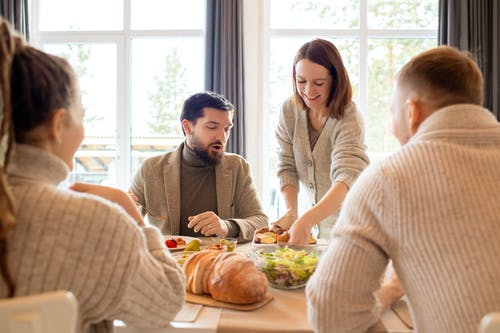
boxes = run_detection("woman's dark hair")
[0,18,78,297]
[292,38,353,119]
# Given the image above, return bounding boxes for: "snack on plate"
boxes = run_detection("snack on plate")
[183,251,268,304]
[253,226,288,244]
[176,237,186,246]
[165,236,187,248]
[174,251,197,266]
[253,226,316,245]
[165,238,178,248]
[204,237,237,252]
[184,239,201,251]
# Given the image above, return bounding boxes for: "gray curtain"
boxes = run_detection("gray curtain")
[205,0,245,156]
[439,0,500,120]
[0,0,29,40]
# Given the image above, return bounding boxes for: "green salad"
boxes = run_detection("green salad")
[252,247,321,289]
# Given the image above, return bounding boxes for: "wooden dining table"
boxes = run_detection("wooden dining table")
[115,238,414,333]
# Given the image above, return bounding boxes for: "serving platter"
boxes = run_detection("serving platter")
[186,292,273,311]
[163,235,201,251]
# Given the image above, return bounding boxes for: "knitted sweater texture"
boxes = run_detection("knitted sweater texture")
[276,98,369,237]
[2,144,185,333]
[306,104,500,333]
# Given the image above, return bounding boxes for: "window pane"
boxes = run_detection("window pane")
[39,0,122,31]
[368,0,438,29]
[271,0,359,29]
[130,37,204,175]
[44,43,118,185]
[366,38,437,157]
[131,0,205,30]
[266,37,359,218]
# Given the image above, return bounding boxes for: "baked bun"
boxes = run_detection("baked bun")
[254,226,315,245]
[183,251,268,304]
[208,253,268,304]
[276,231,290,243]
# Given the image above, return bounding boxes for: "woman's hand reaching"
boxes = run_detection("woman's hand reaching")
[288,216,313,245]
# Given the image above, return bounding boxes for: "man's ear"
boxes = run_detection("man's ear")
[407,99,426,135]
[47,108,67,143]
[181,119,193,135]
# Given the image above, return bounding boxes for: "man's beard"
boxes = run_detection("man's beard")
[190,137,224,166]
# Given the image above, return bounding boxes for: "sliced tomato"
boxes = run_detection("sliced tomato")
[165,239,178,248]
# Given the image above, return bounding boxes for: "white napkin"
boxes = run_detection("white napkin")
[173,302,203,322]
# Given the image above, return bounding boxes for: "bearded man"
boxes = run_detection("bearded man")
[130,92,268,241]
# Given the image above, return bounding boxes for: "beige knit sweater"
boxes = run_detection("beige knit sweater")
[306,104,500,333]
[1,144,185,333]
[276,98,369,238]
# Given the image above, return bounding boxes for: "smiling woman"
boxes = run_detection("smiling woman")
[276,38,369,245]
[261,1,438,221]
[294,59,333,119]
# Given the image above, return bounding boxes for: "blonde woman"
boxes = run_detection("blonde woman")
[0,19,184,333]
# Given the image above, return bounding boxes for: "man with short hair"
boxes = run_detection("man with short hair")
[131,91,268,241]
[306,46,500,332]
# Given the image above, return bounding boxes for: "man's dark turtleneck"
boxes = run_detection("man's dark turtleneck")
[179,143,218,237]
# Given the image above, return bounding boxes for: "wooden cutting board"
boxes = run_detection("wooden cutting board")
[186,292,273,311]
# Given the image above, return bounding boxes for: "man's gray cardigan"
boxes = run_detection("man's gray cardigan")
[276,98,369,238]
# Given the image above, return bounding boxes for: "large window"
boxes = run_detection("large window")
[260,0,438,219]
[31,0,205,189]
[32,0,438,221]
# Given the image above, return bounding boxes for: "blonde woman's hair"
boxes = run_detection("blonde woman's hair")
[397,46,484,108]
[0,17,78,297]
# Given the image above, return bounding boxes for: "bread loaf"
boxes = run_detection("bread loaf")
[183,251,268,304]
[208,252,268,304]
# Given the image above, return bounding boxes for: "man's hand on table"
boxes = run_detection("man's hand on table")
[188,211,229,237]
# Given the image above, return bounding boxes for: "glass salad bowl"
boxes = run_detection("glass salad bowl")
[249,245,325,289]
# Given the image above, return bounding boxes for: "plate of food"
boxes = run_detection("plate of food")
[203,237,238,252]
[172,251,199,266]
[163,235,201,251]
[253,226,317,245]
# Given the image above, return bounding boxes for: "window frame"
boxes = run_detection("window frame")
[30,0,437,209]
[30,0,205,189]
[243,0,438,217]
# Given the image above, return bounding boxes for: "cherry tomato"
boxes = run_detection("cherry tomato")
[166,239,177,248]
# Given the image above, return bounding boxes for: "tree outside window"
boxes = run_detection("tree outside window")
[265,0,438,218]
[147,48,188,137]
